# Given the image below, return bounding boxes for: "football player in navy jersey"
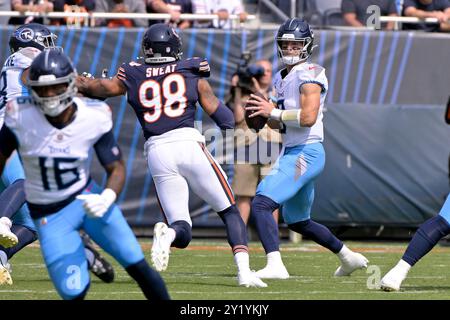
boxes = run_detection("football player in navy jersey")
[77,23,266,287]
[0,49,169,300]
[0,23,114,285]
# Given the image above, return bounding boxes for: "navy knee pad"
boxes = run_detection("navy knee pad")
[170,220,192,248]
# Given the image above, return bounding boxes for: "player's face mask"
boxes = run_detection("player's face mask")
[277,39,312,65]
[30,75,77,117]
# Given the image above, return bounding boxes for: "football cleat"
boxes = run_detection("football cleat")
[0,259,12,285]
[255,263,290,279]
[0,217,18,248]
[334,251,369,277]
[81,232,115,283]
[151,222,171,272]
[380,261,410,292]
[238,270,268,288]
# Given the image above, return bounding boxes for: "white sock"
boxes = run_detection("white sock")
[337,244,352,260]
[0,250,8,266]
[267,251,283,265]
[234,251,250,273]
[84,248,95,267]
[396,259,412,273]
[166,228,176,244]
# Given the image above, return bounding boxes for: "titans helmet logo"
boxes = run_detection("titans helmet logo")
[18,28,34,42]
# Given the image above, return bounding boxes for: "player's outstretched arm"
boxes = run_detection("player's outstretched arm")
[76,76,126,99]
[198,79,234,129]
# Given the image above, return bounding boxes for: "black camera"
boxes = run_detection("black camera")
[236,51,265,91]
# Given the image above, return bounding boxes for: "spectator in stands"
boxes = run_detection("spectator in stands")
[0,0,11,25]
[227,59,282,229]
[52,0,95,26]
[192,0,248,29]
[9,0,54,25]
[402,0,450,32]
[95,0,147,27]
[341,0,398,30]
[146,0,192,29]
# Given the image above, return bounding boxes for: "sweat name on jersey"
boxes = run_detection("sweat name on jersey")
[145,64,177,77]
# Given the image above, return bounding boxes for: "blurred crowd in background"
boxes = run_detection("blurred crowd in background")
[0,0,448,32]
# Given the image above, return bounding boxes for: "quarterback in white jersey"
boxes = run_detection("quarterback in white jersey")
[272,60,328,147]
[0,49,170,300]
[245,18,368,280]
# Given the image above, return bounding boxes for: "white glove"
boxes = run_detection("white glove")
[76,189,117,218]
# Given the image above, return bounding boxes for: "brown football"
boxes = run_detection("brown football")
[245,91,268,132]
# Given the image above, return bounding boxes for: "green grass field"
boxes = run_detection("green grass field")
[2,240,450,300]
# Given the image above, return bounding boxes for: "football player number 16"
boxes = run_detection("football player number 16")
[139,73,187,123]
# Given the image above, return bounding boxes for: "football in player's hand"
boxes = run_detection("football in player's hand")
[245,91,268,131]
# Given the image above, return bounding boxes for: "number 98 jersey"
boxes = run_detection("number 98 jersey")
[116,57,210,140]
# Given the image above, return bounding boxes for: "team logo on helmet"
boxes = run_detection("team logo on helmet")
[18,28,34,42]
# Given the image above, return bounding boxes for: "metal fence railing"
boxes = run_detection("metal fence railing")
[0,11,257,28]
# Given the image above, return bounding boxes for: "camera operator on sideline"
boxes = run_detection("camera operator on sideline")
[226,54,282,233]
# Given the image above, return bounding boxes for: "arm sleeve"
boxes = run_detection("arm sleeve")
[210,101,235,130]
[0,125,19,159]
[94,129,122,167]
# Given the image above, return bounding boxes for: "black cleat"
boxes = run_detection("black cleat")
[81,232,115,283]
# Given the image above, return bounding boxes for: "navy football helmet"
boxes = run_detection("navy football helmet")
[28,49,77,117]
[142,23,182,64]
[276,18,315,65]
[9,23,57,54]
